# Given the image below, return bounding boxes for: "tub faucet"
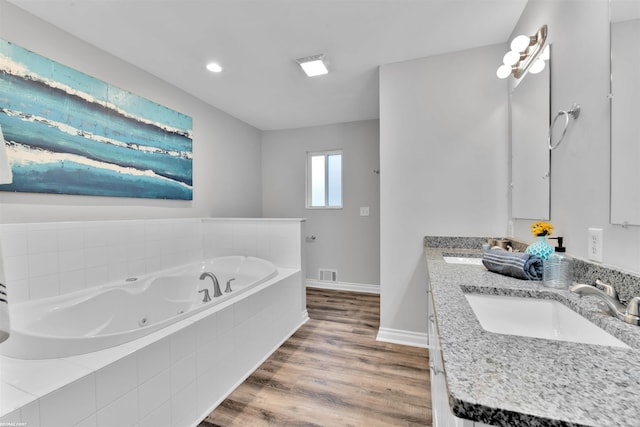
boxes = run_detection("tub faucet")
[570,283,640,326]
[225,278,235,293]
[198,288,211,303]
[199,272,222,298]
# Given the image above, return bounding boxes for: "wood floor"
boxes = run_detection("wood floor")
[198,288,431,427]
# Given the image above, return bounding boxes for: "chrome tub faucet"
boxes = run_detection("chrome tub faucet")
[200,272,222,298]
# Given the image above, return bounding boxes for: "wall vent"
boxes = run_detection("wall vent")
[319,269,337,282]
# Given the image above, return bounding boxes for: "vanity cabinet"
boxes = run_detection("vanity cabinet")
[428,289,493,427]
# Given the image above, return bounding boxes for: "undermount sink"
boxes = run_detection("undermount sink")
[464,293,630,349]
[443,256,483,265]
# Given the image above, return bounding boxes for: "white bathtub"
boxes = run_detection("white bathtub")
[0,256,277,360]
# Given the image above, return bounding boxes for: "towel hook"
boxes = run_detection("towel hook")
[548,104,580,150]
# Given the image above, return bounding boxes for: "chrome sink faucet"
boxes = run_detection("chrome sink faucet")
[199,272,223,298]
[570,282,640,326]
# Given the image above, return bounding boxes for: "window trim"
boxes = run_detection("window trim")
[305,150,343,209]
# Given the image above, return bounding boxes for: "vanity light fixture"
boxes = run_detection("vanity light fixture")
[497,25,548,79]
[296,54,328,77]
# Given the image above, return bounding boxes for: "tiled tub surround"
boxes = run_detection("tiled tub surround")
[0,218,307,427]
[424,236,640,427]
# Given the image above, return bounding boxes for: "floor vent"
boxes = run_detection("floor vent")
[319,269,337,282]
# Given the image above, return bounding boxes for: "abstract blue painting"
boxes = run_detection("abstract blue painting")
[0,39,193,200]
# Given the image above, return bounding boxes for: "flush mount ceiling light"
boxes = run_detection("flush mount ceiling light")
[206,62,222,73]
[497,25,548,79]
[296,54,328,77]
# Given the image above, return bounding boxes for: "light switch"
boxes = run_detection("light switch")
[360,207,370,216]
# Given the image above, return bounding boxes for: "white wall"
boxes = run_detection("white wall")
[0,0,263,224]
[261,120,380,287]
[510,0,640,274]
[379,45,510,341]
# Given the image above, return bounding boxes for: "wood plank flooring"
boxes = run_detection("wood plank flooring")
[198,288,432,427]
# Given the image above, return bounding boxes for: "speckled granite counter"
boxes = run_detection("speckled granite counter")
[424,236,640,427]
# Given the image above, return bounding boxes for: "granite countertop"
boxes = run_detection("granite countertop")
[424,237,640,427]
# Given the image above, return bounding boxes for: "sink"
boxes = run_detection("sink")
[443,256,483,265]
[464,293,630,349]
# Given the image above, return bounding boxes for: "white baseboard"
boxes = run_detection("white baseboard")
[376,327,428,348]
[306,279,380,294]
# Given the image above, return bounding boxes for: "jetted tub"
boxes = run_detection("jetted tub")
[0,256,277,359]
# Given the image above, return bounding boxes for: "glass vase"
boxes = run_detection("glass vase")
[525,235,554,260]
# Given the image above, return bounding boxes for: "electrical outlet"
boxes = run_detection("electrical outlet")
[588,228,603,262]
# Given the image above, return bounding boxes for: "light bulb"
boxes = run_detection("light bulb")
[529,59,546,74]
[503,51,521,66]
[539,44,550,61]
[206,62,222,73]
[496,64,512,79]
[510,35,532,52]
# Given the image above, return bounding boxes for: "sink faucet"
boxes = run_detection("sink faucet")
[570,283,640,326]
[199,272,222,298]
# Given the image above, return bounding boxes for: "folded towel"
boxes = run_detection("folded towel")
[0,239,9,343]
[482,249,543,280]
[0,124,13,185]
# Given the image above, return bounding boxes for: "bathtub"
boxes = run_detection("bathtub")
[0,256,277,360]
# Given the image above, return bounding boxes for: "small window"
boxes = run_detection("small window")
[306,150,342,209]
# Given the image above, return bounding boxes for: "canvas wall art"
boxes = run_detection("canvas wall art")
[0,39,193,200]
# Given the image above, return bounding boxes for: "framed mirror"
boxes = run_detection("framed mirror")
[610,0,640,225]
[511,46,551,220]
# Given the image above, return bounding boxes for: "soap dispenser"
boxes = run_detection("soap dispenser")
[543,237,573,289]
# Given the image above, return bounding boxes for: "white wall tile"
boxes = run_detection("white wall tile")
[5,277,28,304]
[73,414,96,427]
[59,269,86,295]
[139,399,170,427]
[170,381,197,427]
[0,409,21,425]
[0,226,28,257]
[3,255,28,282]
[96,388,138,427]
[27,226,59,254]
[0,382,36,416]
[137,370,170,419]
[95,355,137,409]
[28,273,59,300]
[59,249,85,273]
[20,400,40,427]
[137,339,171,384]
[28,251,58,279]
[169,327,196,363]
[39,375,96,427]
[170,353,196,394]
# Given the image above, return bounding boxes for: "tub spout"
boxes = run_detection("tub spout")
[199,272,222,298]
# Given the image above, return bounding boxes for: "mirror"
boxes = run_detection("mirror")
[511,47,551,220]
[610,0,640,225]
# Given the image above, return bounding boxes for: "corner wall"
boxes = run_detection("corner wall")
[0,0,263,224]
[379,44,510,344]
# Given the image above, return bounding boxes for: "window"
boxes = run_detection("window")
[306,150,342,208]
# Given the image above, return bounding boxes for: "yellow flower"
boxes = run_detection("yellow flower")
[530,221,553,236]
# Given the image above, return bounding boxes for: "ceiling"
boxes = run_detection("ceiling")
[7,0,527,131]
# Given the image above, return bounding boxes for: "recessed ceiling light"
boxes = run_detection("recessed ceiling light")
[206,62,222,73]
[296,54,328,77]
